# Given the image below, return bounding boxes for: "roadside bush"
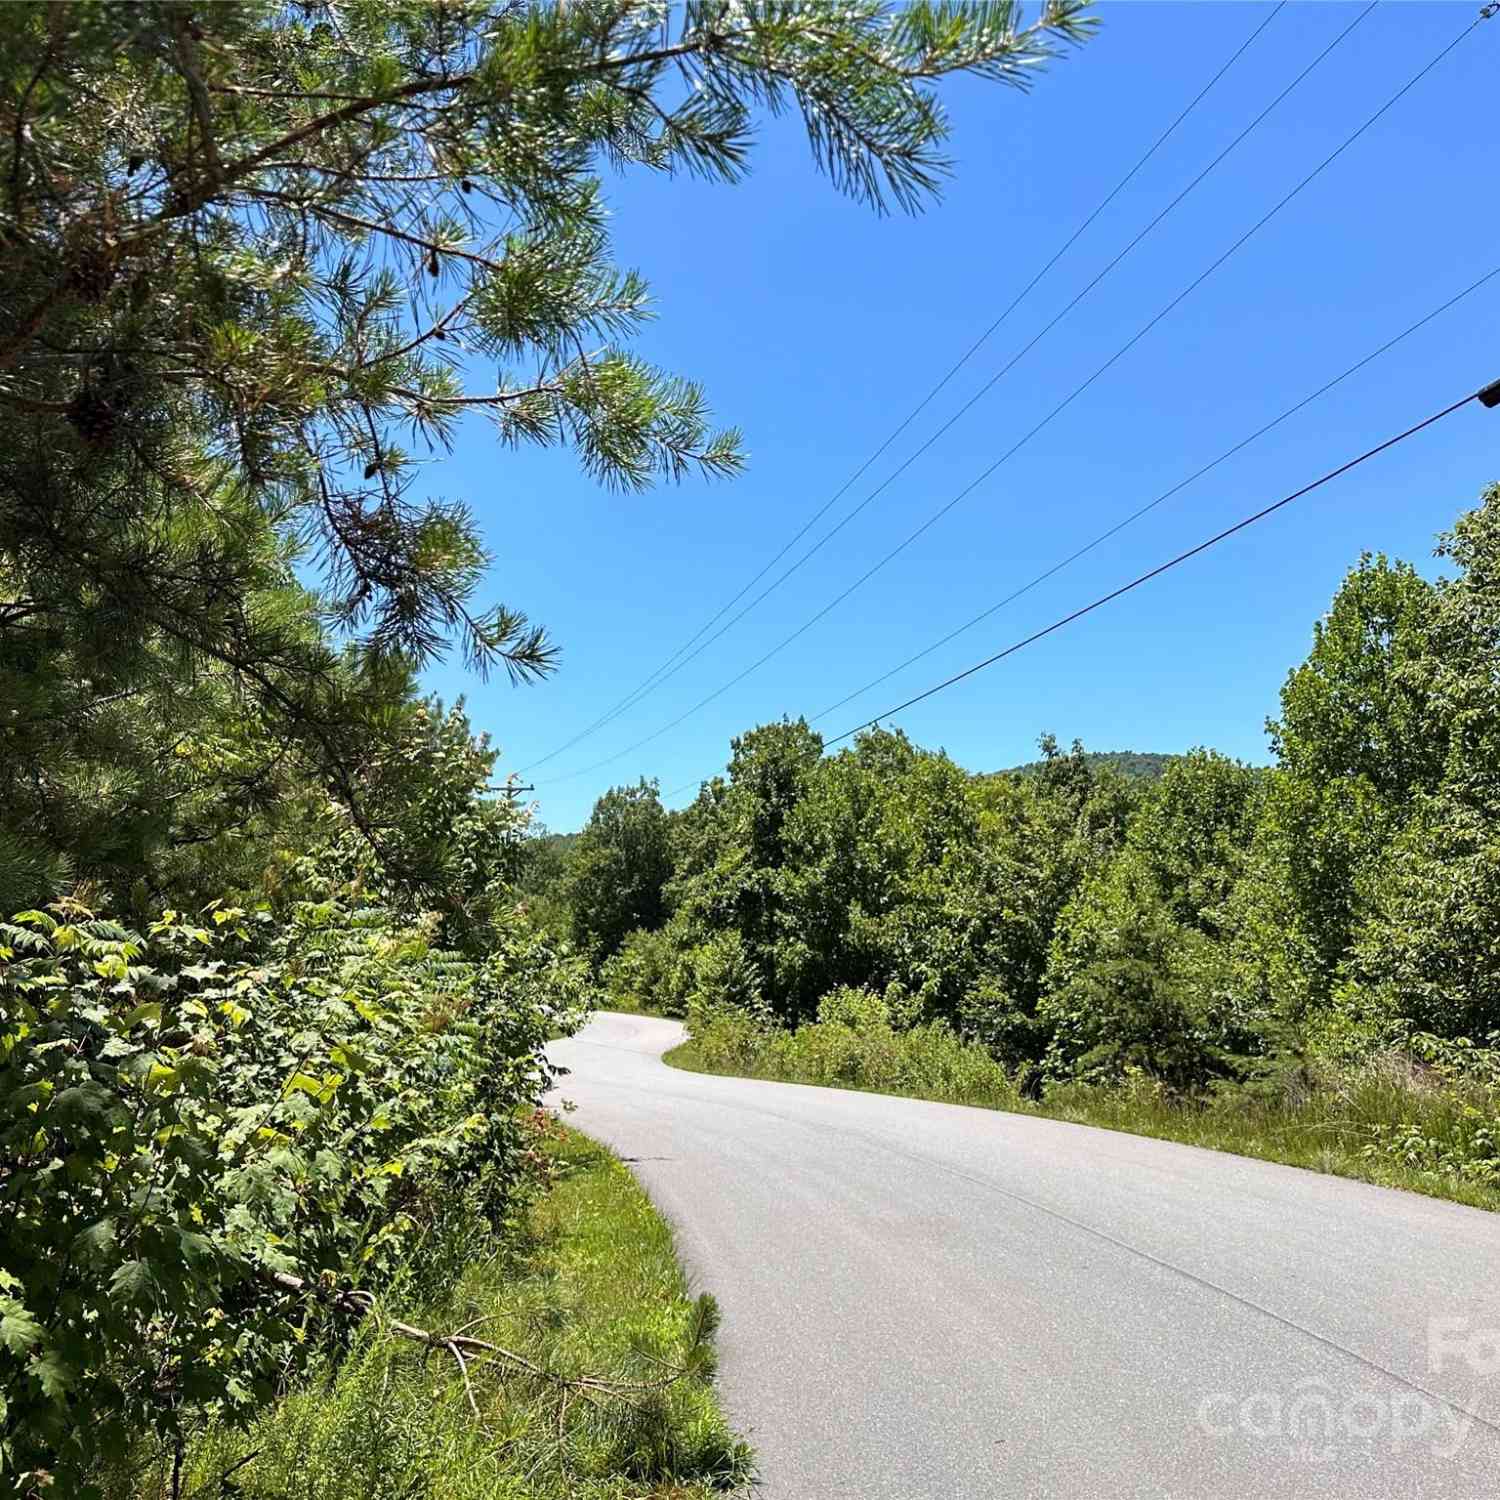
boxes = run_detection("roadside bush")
[151,1129,752,1500]
[1355,1034,1500,1185]
[0,896,588,1490]
[680,943,787,1069]
[769,1018,1018,1106]
[683,991,1018,1110]
[682,1006,771,1074]
[693,932,764,1012]
[1039,1031,1500,1199]
[602,927,693,1015]
[816,984,890,1029]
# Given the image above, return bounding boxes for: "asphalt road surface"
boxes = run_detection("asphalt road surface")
[546,1012,1500,1498]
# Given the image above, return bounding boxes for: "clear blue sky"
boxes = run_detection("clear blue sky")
[422,1,1500,833]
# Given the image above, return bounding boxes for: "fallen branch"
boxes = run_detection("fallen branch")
[268,1270,697,1407]
[448,1338,481,1422]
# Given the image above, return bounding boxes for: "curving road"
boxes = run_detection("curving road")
[546,1012,1500,1498]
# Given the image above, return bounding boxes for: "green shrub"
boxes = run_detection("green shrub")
[0,897,588,1490]
[1038,1033,1500,1207]
[815,984,889,1029]
[1355,1034,1500,1185]
[683,1002,772,1074]
[689,932,765,1016]
[683,991,1018,1111]
[119,1127,751,1500]
[604,928,772,1021]
[601,927,693,1015]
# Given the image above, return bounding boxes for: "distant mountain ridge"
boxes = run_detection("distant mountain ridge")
[1002,750,1180,783]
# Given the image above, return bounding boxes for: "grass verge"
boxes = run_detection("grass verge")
[124,1124,752,1499]
[666,1019,1500,1215]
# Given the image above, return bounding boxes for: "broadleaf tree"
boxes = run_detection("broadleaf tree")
[562,776,673,962]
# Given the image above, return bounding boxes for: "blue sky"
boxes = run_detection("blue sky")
[422,1,1500,832]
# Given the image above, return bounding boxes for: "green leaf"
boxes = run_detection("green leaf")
[116,1001,162,1031]
[73,1217,117,1259]
[144,1062,182,1094]
[108,1259,157,1307]
[0,1296,44,1355]
[329,1042,372,1073]
[33,1352,74,1399]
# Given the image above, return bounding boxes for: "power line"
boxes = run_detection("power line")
[666,274,1500,804]
[541,5,1480,792]
[539,1,1350,773]
[807,263,1500,728]
[816,378,1499,753]
[519,1,1288,773]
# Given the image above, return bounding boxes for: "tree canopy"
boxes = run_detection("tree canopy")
[0,0,1092,910]
[557,485,1500,1098]
[563,777,672,960]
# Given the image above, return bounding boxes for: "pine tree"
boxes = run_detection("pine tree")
[0,0,1092,899]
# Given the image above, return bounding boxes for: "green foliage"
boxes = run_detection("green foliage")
[651,727,1134,1048]
[663,483,1500,1211]
[1342,796,1500,1041]
[1224,484,1500,1045]
[1002,749,1180,783]
[601,927,692,1016]
[658,485,1500,1115]
[959,736,1137,1060]
[1038,1035,1500,1211]
[679,1000,1018,1109]
[514,829,583,943]
[0,0,1091,912]
[1358,1035,1500,1186]
[0,896,588,1490]
[817,984,893,1030]
[1039,751,1263,1089]
[1041,908,1232,1091]
[684,932,766,1025]
[1232,553,1448,1022]
[775,731,990,1023]
[562,779,673,964]
[0,1,1101,1485]
[665,719,826,1021]
[122,1126,750,1500]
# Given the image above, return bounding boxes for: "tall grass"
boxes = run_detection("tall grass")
[1040,1048,1500,1211]
[674,1006,1018,1110]
[670,1013,1500,1214]
[119,1126,752,1499]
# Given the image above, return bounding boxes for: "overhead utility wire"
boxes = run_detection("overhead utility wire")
[662,280,1500,802]
[808,263,1500,727]
[538,1,1354,777]
[519,1,1288,772]
[542,4,1477,790]
[817,378,1500,752]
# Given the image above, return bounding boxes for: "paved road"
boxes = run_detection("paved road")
[546,1012,1500,1498]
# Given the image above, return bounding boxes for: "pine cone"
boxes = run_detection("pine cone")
[66,238,120,302]
[66,385,119,445]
